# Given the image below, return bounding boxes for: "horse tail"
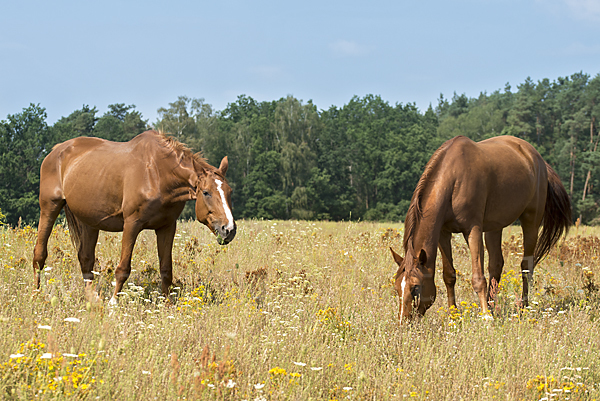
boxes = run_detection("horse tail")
[535,162,572,264]
[64,204,82,252]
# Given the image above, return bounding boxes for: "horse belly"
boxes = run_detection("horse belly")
[482,167,539,231]
[64,192,125,231]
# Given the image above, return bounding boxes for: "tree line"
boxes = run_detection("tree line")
[1,71,599,227]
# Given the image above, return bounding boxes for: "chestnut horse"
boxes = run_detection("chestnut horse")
[390,135,571,322]
[32,130,236,304]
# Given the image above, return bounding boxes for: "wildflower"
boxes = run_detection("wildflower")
[226,379,236,388]
[64,317,81,323]
[310,367,323,371]
[269,366,287,376]
[254,383,265,390]
[293,361,306,366]
[37,325,52,330]
[343,387,353,391]
[9,353,24,358]
[142,370,151,375]
[40,352,53,359]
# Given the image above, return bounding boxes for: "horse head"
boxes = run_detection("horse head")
[194,156,236,245]
[390,246,436,322]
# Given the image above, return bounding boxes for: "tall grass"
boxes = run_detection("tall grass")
[1,220,599,400]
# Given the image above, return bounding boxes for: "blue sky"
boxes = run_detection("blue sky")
[1,0,599,124]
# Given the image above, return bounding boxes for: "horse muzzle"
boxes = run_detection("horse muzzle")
[214,223,236,245]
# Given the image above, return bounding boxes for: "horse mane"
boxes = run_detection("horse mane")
[151,130,217,174]
[403,136,460,253]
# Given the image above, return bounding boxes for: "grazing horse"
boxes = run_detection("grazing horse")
[390,135,571,322]
[32,130,236,303]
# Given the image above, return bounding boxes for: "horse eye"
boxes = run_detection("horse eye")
[203,191,210,197]
[411,285,421,299]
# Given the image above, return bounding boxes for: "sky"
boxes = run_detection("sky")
[1,0,600,124]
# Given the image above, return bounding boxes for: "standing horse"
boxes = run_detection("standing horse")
[32,130,236,304]
[390,135,571,322]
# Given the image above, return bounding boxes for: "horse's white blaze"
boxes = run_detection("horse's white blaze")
[400,276,407,323]
[215,179,234,231]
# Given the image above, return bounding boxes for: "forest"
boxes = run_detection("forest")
[1,71,599,227]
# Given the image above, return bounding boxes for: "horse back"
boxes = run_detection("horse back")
[42,133,175,231]
[441,136,547,231]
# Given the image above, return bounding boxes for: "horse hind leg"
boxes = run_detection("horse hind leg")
[485,230,504,311]
[33,197,65,290]
[76,223,101,303]
[520,217,540,308]
[519,211,542,307]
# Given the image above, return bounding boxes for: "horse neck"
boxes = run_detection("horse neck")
[408,180,450,265]
[162,153,199,202]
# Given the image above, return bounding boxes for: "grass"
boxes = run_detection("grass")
[0,219,599,400]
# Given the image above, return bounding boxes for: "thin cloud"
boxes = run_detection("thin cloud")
[329,40,369,57]
[562,41,600,56]
[564,0,600,21]
[251,65,285,80]
[536,0,600,22]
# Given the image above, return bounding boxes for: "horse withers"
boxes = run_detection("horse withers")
[32,130,236,304]
[391,135,571,323]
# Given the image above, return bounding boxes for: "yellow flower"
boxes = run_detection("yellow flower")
[269,366,287,376]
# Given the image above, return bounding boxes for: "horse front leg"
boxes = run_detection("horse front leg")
[438,230,457,309]
[110,221,142,305]
[156,222,177,301]
[464,226,489,314]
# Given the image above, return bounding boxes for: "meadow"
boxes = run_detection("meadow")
[0,219,599,400]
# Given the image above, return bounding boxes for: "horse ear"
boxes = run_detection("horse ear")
[390,247,404,265]
[418,249,427,266]
[218,156,229,176]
